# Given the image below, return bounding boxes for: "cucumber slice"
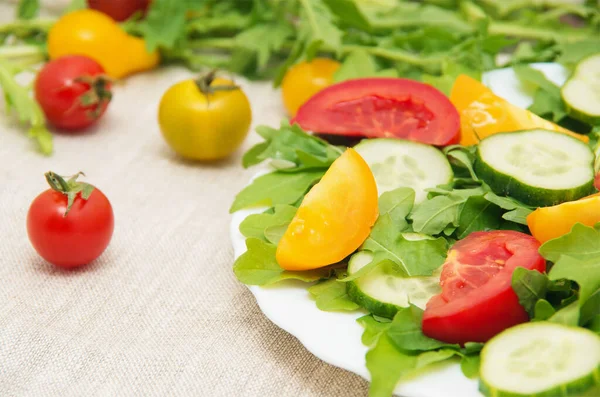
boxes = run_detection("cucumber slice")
[354,138,453,203]
[479,322,600,397]
[346,251,441,318]
[562,53,600,125]
[475,129,595,207]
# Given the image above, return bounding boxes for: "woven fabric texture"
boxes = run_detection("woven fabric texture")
[0,6,369,394]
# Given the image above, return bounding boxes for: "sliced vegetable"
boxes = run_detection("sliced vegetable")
[527,193,600,244]
[347,251,441,319]
[354,138,453,203]
[450,74,588,146]
[422,231,546,344]
[27,172,114,268]
[87,0,150,22]
[562,53,600,125]
[47,9,159,79]
[292,78,460,146]
[479,322,600,397]
[35,55,112,130]
[475,129,595,207]
[276,148,378,271]
[281,58,340,117]
[158,71,252,161]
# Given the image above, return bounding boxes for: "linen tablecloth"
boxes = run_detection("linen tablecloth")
[0,5,369,395]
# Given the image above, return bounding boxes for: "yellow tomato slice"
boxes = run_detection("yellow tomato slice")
[527,193,600,244]
[450,74,588,146]
[276,148,378,271]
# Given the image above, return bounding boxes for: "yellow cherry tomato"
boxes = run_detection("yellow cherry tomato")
[281,58,340,117]
[450,74,588,146]
[527,193,600,244]
[276,148,378,271]
[48,9,159,79]
[158,75,252,161]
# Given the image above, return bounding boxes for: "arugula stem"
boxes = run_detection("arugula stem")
[488,21,590,42]
[341,45,444,67]
[0,18,54,34]
[187,37,237,50]
[0,45,46,67]
[299,0,320,37]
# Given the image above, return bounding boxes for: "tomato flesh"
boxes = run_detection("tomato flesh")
[292,78,460,146]
[422,231,546,345]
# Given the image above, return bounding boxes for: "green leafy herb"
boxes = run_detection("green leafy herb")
[308,277,360,312]
[356,314,392,346]
[456,195,503,239]
[230,170,324,213]
[16,0,39,20]
[233,238,330,285]
[533,299,556,321]
[239,205,297,242]
[514,65,566,122]
[511,267,548,317]
[0,59,52,155]
[387,306,458,352]
[333,49,398,82]
[243,122,341,171]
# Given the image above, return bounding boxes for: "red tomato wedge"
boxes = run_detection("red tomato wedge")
[291,78,460,146]
[422,231,546,345]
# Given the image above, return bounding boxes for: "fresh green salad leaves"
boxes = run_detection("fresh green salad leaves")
[512,223,600,328]
[0,59,52,154]
[233,238,331,286]
[360,307,483,397]
[308,274,360,312]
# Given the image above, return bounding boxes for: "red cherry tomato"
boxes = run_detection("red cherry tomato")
[27,172,114,268]
[35,55,112,131]
[87,0,150,22]
[422,231,546,345]
[291,78,460,146]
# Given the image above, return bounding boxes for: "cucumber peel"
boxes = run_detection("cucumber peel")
[479,322,600,397]
[475,129,595,207]
[562,53,600,125]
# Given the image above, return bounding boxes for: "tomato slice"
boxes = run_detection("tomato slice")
[422,231,546,344]
[291,78,460,146]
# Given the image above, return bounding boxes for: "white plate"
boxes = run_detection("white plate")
[230,63,569,397]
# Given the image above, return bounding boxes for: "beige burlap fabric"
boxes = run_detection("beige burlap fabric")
[0,7,370,395]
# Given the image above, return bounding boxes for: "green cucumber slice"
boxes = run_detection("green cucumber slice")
[346,251,441,318]
[479,322,600,397]
[562,53,600,125]
[475,129,595,207]
[354,138,453,203]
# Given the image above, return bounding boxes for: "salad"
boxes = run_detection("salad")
[231,55,600,397]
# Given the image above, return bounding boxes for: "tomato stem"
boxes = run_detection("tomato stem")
[44,172,95,216]
[194,69,239,95]
[74,75,114,120]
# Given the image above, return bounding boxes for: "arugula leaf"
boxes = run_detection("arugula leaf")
[460,354,481,379]
[548,300,580,326]
[366,334,417,397]
[322,0,371,31]
[557,40,600,66]
[511,267,548,317]
[234,22,295,70]
[514,65,566,122]
[360,215,448,277]
[0,59,52,155]
[308,277,360,311]
[410,195,464,235]
[333,50,398,82]
[239,205,297,241]
[501,207,533,225]
[549,255,600,307]
[483,192,533,225]
[298,0,343,58]
[141,0,200,51]
[539,223,600,263]
[357,314,392,346]
[533,299,556,321]
[588,315,600,334]
[456,195,503,239]
[16,0,39,19]
[230,170,324,213]
[243,123,341,171]
[444,145,479,181]
[387,306,459,352]
[233,238,330,285]
[377,187,415,229]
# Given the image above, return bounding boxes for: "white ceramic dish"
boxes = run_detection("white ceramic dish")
[230,63,569,397]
